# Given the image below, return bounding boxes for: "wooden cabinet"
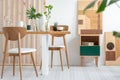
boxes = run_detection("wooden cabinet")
[80,34,100,66]
[78,0,102,34]
[80,34,100,56]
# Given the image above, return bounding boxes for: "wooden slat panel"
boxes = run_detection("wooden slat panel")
[115,38,120,59]
[0,0,45,65]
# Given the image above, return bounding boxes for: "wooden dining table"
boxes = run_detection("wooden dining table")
[0,31,71,75]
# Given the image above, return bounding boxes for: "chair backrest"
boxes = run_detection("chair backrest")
[50,25,68,37]
[50,25,68,45]
[3,27,27,41]
[50,25,68,31]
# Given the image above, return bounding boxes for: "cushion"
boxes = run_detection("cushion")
[49,45,65,48]
[8,48,36,54]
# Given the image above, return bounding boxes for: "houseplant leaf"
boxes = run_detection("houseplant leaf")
[108,0,120,6]
[83,0,97,13]
[97,0,108,13]
[113,31,120,37]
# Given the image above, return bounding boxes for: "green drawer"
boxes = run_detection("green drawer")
[80,46,100,56]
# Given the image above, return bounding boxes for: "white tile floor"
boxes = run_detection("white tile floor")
[0,66,120,80]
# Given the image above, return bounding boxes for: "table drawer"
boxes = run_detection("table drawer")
[80,46,100,56]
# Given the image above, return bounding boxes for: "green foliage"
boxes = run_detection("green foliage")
[97,0,107,13]
[108,0,120,6]
[84,0,120,13]
[54,22,58,27]
[44,5,53,22]
[113,31,120,37]
[26,6,42,20]
[83,0,97,13]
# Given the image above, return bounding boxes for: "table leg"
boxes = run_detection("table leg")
[41,35,49,75]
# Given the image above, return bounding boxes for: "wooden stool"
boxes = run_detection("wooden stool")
[48,25,70,71]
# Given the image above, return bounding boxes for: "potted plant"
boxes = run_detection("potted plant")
[53,22,58,31]
[26,6,42,31]
[44,4,53,31]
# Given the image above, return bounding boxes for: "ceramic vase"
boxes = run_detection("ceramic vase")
[38,13,46,31]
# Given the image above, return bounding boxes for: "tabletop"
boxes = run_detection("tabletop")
[0,31,71,35]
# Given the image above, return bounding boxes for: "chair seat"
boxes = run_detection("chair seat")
[8,48,36,54]
[49,45,65,48]
[49,45,65,50]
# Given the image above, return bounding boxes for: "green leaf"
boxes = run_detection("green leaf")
[97,0,108,13]
[108,0,120,6]
[113,31,120,37]
[83,0,97,13]
[26,6,42,19]
[44,4,53,21]
[36,13,42,18]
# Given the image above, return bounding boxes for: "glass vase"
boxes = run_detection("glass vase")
[45,21,49,31]
[32,19,39,31]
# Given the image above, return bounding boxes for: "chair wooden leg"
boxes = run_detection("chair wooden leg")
[31,53,38,77]
[63,36,70,69]
[18,55,22,80]
[65,49,69,69]
[95,57,98,67]
[1,55,6,79]
[59,50,63,71]
[51,50,54,68]
[13,56,16,76]
[40,60,42,70]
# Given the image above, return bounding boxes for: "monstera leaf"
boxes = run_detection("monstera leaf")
[26,6,42,19]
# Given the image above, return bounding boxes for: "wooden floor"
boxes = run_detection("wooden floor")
[0,66,120,80]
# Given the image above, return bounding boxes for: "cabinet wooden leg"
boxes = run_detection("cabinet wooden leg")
[81,57,84,66]
[95,57,98,67]
[13,56,16,76]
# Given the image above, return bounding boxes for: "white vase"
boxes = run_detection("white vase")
[38,14,46,31]
[16,21,24,27]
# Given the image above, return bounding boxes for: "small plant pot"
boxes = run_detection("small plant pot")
[27,25,31,30]
[53,26,57,31]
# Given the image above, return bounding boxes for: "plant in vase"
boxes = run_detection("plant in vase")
[26,6,42,31]
[44,4,53,31]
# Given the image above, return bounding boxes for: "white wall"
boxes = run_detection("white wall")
[47,0,80,66]
[47,0,120,66]
[101,2,120,65]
